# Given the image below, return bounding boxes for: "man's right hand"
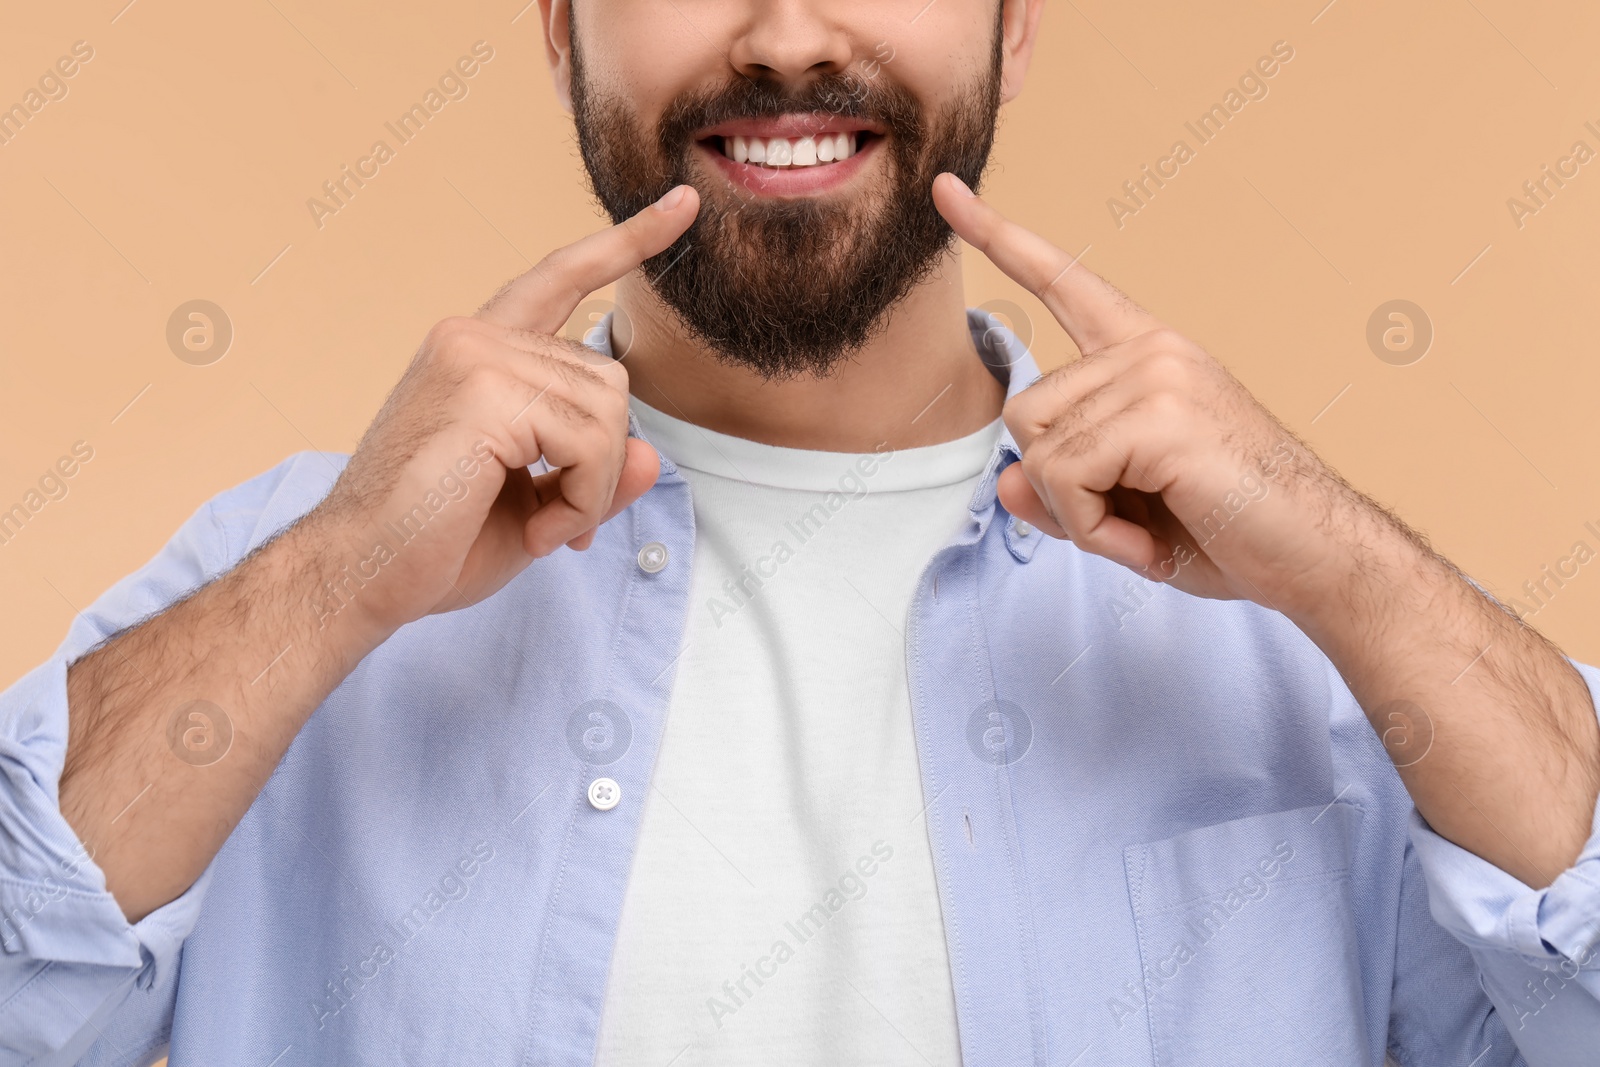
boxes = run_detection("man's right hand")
[307,183,700,638]
[56,185,699,923]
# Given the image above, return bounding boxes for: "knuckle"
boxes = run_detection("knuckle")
[595,383,630,427]
[1000,391,1031,425]
[1021,443,1056,482]
[1077,524,1116,554]
[423,319,490,377]
[459,364,508,406]
[425,315,476,354]
[1138,345,1193,386]
[1005,381,1053,428]
[1131,388,1188,427]
[596,352,631,390]
[546,391,599,432]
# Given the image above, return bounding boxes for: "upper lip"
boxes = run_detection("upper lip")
[694,111,886,141]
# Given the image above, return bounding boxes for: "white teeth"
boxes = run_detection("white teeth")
[721,132,863,167]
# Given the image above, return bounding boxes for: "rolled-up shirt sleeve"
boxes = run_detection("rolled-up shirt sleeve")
[0,503,231,1063]
[1407,658,1600,1064]
[0,465,285,1064]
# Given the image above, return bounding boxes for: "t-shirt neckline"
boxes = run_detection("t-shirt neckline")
[628,394,1002,493]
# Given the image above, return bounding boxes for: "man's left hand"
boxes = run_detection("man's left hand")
[933,173,1380,622]
[932,170,1600,888]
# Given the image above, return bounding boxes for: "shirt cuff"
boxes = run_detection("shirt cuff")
[1407,658,1600,978]
[0,654,209,992]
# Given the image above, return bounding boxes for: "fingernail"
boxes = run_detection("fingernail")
[655,185,688,211]
[946,173,976,198]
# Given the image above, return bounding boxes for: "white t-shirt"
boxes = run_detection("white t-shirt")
[594,395,1002,1067]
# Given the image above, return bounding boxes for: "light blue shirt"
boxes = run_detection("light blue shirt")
[3,311,1599,1066]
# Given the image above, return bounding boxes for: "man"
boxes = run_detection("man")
[2,0,1597,1063]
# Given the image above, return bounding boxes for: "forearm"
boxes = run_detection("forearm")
[59,511,390,922]
[1297,511,1600,888]
[44,192,689,930]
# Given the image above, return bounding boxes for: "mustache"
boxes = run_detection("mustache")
[656,70,926,154]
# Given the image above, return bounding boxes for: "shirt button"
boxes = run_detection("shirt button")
[1015,520,1034,537]
[637,541,669,573]
[587,777,621,811]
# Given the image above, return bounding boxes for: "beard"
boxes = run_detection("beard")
[568,19,1004,381]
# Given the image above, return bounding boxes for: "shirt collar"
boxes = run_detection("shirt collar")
[587,307,1043,512]
[964,305,1042,515]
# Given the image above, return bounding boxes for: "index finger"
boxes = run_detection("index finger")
[932,172,1158,355]
[476,184,700,335]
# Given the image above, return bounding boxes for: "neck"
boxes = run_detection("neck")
[612,246,1006,453]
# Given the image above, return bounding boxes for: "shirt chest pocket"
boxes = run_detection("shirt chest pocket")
[1122,802,1370,1066]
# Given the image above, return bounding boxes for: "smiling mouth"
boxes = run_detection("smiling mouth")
[702,131,882,169]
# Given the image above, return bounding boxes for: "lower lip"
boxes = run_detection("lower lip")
[698,136,881,196]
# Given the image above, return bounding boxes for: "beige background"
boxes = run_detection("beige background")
[3,0,1599,699]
